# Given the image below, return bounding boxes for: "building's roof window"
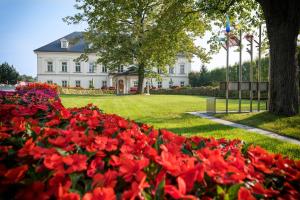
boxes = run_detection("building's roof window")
[60,38,69,48]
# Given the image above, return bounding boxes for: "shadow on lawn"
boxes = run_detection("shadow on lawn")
[167,124,235,135]
[135,113,236,135]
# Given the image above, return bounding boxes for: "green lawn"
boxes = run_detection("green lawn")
[61,94,300,159]
[215,112,300,140]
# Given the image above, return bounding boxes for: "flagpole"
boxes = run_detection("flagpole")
[257,25,262,111]
[239,29,242,113]
[226,33,229,114]
[225,15,230,114]
[250,35,253,112]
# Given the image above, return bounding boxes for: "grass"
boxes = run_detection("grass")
[215,112,300,140]
[61,94,300,159]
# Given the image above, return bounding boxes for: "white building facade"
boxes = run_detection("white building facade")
[34,32,191,93]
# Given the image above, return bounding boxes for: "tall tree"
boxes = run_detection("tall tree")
[0,62,20,84]
[257,0,299,115]
[198,0,300,115]
[65,0,209,94]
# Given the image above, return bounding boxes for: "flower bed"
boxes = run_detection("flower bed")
[0,84,299,200]
[60,87,115,96]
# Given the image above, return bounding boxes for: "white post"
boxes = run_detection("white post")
[146,78,150,95]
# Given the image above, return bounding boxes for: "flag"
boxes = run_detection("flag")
[226,15,230,33]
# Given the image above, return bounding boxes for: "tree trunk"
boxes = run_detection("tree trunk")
[137,63,145,94]
[257,0,300,116]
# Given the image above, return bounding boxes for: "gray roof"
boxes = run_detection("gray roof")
[34,32,87,53]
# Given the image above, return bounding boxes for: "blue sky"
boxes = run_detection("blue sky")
[0,0,252,77]
[0,0,86,76]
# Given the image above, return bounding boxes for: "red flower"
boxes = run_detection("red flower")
[58,183,80,200]
[4,164,28,183]
[62,154,88,174]
[18,138,35,157]
[238,187,255,200]
[92,170,118,188]
[87,157,105,177]
[43,154,64,174]
[60,108,71,119]
[15,181,50,200]
[118,154,149,182]
[252,183,279,198]
[83,187,116,200]
[165,177,197,200]
[122,175,150,200]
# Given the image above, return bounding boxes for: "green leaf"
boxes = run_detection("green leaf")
[228,184,242,200]
[69,173,83,190]
[55,147,69,156]
[224,150,231,160]
[142,190,152,200]
[217,185,225,196]
[197,140,206,150]
[111,131,119,138]
[8,148,16,156]
[154,134,163,151]
[241,142,252,155]
[155,178,165,200]
[181,144,193,156]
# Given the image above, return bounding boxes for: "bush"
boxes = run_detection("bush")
[0,84,299,199]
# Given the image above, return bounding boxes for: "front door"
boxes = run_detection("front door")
[118,80,124,94]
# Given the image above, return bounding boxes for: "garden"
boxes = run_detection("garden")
[1,83,300,200]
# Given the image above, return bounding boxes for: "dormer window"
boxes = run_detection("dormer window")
[60,38,69,48]
[118,66,124,73]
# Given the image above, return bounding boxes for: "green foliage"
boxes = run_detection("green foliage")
[0,62,35,84]
[64,0,210,78]
[195,0,266,55]
[189,57,269,87]
[18,74,35,82]
[0,62,20,84]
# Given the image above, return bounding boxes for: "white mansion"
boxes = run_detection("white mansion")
[34,32,191,94]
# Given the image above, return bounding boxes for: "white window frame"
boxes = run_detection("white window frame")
[133,81,138,87]
[102,80,107,87]
[157,81,162,88]
[180,81,185,87]
[180,64,185,74]
[102,66,107,73]
[169,67,174,74]
[169,80,173,88]
[75,62,81,73]
[62,62,68,72]
[47,61,53,72]
[47,80,53,84]
[89,63,95,73]
[62,80,68,87]
[89,80,94,88]
[158,68,162,74]
[118,66,124,73]
[61,39,69,48]
[75,80,81,88]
